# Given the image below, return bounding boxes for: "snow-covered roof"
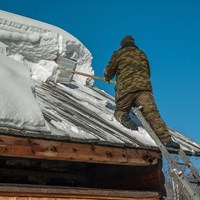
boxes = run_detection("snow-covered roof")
[33,81,200,155]
[0,10,200,156]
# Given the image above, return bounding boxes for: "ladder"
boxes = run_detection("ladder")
[133,106,200,200]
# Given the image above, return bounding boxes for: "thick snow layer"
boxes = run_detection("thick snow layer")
[0,10,93,131]
[0,54,47,131]
[0,10,93,85]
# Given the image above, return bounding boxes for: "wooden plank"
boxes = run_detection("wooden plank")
[0,134,161,166]
[0,197,159,200]
[0,184,160,200]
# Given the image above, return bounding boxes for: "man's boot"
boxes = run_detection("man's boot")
[121,113,138,130]
[163,141,180,149]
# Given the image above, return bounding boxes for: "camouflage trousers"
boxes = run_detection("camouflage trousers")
[114,91,171,143]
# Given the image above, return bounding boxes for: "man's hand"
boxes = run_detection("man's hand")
[104,77,110,83]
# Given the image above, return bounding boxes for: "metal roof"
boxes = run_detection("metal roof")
[32,81,200,156]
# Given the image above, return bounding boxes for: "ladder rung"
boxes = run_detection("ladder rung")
[176,162,188,166]
[178,149,200,180]
[188,178,200,184]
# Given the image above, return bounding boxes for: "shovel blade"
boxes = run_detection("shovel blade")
[51,57,77,84]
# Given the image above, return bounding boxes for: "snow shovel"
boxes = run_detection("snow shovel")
[52,56,116,84]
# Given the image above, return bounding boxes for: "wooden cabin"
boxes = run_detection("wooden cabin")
[0,81,199,200]
[0,11,200,200]
[0,131,164,200]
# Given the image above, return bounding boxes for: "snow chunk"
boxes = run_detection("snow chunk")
[2,31,59,62]
[28,60,58,82]
[65,40,94,86]
[0,41,7,55]
[0,29,41,43]
[0,54,47,131]
[71,126,79,133]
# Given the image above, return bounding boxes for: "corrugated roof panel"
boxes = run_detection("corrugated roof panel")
[32,81,200,156]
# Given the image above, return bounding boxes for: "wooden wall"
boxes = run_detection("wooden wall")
[0,134,165,199]
[0,156,165,192]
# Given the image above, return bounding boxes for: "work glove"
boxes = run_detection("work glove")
[104,77,111,84]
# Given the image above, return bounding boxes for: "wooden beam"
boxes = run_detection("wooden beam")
[0,184,160,200]
[0,134,161,166]
[0,196,160,200]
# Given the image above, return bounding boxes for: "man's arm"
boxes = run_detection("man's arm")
[104,52,118,82]
[141,50,151,77]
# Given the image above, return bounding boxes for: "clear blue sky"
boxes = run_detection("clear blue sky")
[1,0,200,143]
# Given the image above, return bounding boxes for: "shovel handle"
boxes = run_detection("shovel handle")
[73,71,116,84]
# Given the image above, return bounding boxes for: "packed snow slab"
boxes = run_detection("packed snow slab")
[0,10,93,85]
[0,54,47,131]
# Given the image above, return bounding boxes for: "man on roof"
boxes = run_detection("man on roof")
[104,35,180,149]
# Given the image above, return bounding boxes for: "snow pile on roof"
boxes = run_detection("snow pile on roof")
[0,10,199,155]
[0,10,93,131]
[0,54,47,131]
[0,10,93,85]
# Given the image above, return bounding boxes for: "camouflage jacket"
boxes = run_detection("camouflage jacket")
[104,45,152,100]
